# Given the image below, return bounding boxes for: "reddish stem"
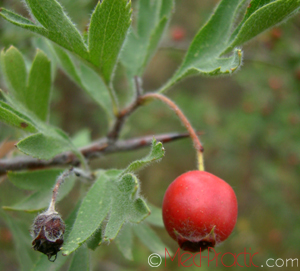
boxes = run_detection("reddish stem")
[140,93,204,171]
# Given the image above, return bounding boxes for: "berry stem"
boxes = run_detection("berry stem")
[48,167,75,213]
[140,93,204,171]
[47,167,93,213]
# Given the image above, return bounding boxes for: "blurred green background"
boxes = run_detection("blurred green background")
[0,0,300,270]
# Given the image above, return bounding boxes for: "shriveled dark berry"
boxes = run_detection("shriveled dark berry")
[31,211,65,262]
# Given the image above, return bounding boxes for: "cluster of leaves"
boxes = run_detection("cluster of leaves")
[0,0,299,270]
[1,0,299,158]
[2,139,167,270]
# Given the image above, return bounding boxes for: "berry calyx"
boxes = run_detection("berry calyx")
[162,170,238,252]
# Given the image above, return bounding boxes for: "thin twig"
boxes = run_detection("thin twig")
[107,77,143,142]
[0,131,200,176]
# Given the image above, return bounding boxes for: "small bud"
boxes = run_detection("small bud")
[31,211,65,262]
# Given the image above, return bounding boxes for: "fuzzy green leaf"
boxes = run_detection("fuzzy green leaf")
[114,223,133,260]
[0,101,38,133]
[121,0,174,79]
[79,63,114,120]
[159,0,242,92]
[1,46,52,122]
[68,246,90,271]
[26,50,51,121]
[32,37,58,79]
[52,45,114,120]
[62,171,150,255]
[72,129,91,148]
[103,173,150,241]
[123,138,165,174]
[0,7,88,59]
[1,0,131,85]
[88,0,132,83]
[52,44,82,84]
[62,171,112,255]
[1,211,38,271]
[224,0,300,53]
[1,46,27,103]
[63,138,164,255]
[142,16,168,68]
[86,228,102,251]
[0,98,80,161]
[133,223,173,256]
[24,0,88,57]
[16,132,73,160]
[3,174,75,212]
[0,7,44,33]
[32,254,69,271]
[8,169,64,190]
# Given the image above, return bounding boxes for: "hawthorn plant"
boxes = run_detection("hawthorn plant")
[0,0,299,270]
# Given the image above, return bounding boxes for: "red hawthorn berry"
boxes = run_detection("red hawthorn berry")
[162,170,238,252]
[31,211,65,261]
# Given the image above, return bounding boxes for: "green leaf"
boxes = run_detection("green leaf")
[32,37,58,79]
[1,211,38,271]
[145,203,164,227]
[62,171,112,255]
[141,0,174,69]
[1,46,52,122]
[224,0,300,53]
[3,174,75,212]
[114,223,133,260]
[1,0,132,84]
[79,63,114,120]
[62,171,150,255]
[32,254,69,271]
[72,129,91,148]
[103,173,150,241]
[63,139,164,255]
[121,0,174,79]
[16,132,73,160]
[86,227,102,251]
[1,46,27,103]
[68,246,90,271]
[8,169,64,190]
[0,7,44,33]
[123,138,165,174]
[25,0,88,57]
[52,45,114,120]
[159,0,242,92]
[0,101,38,132]
[52,44,82,84]
[133,223,173,256]
[142,16,168,69]
[26,50,51,121]
[0,7,87,59]
[88,0,132,83]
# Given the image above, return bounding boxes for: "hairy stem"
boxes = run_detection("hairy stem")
[48,167,74,213]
